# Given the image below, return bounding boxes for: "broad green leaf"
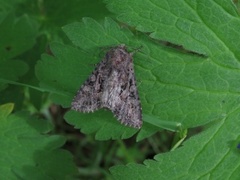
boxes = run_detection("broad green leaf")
[0,105,78,179]
[103,0,240,179]
[106,0,240,57]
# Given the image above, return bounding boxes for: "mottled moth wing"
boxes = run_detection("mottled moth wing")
[71,59,107,112]
[72,44,142,128]
[101,46,142,128]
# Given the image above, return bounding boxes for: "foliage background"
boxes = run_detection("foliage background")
[0,0,240,179]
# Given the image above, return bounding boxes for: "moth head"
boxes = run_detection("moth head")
[109,45,132,69]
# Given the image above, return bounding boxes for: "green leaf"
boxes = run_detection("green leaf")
[62,17,136,50]
[106,0,240,57]
[0,105,78,179]
[102,0,240,179]
[0,59,28,91]
[0,12,38,59]
[36,42,91,107]
[65,110,138,140]
[0,103,14,118]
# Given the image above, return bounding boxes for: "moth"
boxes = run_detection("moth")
[71,44,142,128]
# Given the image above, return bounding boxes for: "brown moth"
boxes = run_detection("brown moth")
[71,44,142,128]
